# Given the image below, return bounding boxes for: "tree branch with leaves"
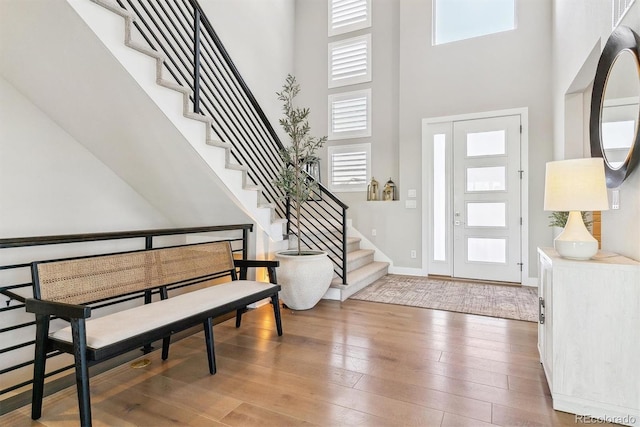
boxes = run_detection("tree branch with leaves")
[273,74,327,255]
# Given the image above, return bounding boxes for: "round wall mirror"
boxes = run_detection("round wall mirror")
[590,25,640,188]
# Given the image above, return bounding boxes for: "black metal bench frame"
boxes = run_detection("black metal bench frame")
[25,241,282,426]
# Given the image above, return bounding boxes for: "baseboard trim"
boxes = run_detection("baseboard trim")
[322,287,341,301]
[388,266,428,276]
[385,268,539,287]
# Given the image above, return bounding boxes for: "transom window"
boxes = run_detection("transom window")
[433,0,516,45]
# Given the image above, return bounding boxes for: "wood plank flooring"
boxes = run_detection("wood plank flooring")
[0,300,613,426]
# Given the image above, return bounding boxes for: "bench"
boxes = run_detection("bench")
[25,241,282,427]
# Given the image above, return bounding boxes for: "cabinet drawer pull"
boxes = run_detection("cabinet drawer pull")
[539,297,545,324]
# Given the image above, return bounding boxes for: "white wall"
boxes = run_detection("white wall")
[552,0,640,261]
[293,0,403,268]
[0,76,174,390]
[0,77,171,237]
[200,0,295,142]
[0,0,258,232]
[294,0,553,278]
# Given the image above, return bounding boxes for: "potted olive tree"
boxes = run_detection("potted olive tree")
[273,74,333,310]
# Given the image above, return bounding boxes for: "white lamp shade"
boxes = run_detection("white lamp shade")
[544,158,609,212]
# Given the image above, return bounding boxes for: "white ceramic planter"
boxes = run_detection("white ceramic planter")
[275,250,333,310]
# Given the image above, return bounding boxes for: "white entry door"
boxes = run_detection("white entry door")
[452,115,522,283]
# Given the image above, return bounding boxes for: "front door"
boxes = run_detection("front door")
[452,115,522,283]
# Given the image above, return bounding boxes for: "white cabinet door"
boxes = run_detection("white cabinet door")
[537,251,553,388]
[537,248,640,427]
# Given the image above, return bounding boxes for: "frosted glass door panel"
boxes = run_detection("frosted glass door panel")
[467,202,506,227]
[467,166,506,191]
[466,130,505,157]
[467,238,506,263]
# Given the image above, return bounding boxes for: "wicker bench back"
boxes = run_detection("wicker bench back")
[33,242,235,305]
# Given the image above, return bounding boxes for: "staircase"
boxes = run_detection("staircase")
[326,236,389,301]
[70,0,388,295]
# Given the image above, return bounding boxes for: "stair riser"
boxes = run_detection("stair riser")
[346,240,360,253]
[339,265,389,301]
[347,253,374,273]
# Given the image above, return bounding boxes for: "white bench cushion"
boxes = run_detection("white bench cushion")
[50,280,276,349]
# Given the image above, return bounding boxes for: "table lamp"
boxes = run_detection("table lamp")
[543,158,609,260]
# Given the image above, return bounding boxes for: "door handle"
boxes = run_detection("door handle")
[539,297,545,324]
[454,212,464,226]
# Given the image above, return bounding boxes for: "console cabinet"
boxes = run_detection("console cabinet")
[537,248,640,426]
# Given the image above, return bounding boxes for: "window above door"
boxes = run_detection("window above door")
[433,0,516,45]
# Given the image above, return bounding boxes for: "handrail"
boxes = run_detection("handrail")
[189,0,284,151]
[0,224,253,407]
[106,0,348,282]
[0,224,252,248]
[316,178,349,210]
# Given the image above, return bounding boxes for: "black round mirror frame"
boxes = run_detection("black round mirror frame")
[590,25,640,188]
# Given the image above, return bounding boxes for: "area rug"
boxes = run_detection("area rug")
[350,275,538,322]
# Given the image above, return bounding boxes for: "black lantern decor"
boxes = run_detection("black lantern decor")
[383,178,396,201]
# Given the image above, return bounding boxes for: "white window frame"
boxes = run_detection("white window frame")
[328,89,372,140]
[328,34,372,88]
[328,143,371,192]
[328,0,371,37]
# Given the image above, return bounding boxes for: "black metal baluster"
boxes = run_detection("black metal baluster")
[193,5,201,113]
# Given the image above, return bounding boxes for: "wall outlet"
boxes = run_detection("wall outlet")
[372,229,377,236]
[410,250,417,259]
[408,189,417,198]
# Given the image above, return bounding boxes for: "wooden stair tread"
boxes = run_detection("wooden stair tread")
[331,261,389,289]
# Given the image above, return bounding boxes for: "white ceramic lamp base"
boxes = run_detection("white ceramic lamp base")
[554,211,598,260]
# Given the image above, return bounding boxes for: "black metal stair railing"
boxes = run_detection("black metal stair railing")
[286,173,349,280]
[112,0,348,283]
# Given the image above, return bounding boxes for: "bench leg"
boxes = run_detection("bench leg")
[235,307,246,328]
[162,336,171,360]
[202,318,216,374]
[71,318,92,427]
[142,290,154,354]
[271,293,283,336]
[31,314,49,420]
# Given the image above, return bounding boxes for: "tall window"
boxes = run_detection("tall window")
[328,0,373,194]
[433,0,516,45]
[433,134,446,261]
